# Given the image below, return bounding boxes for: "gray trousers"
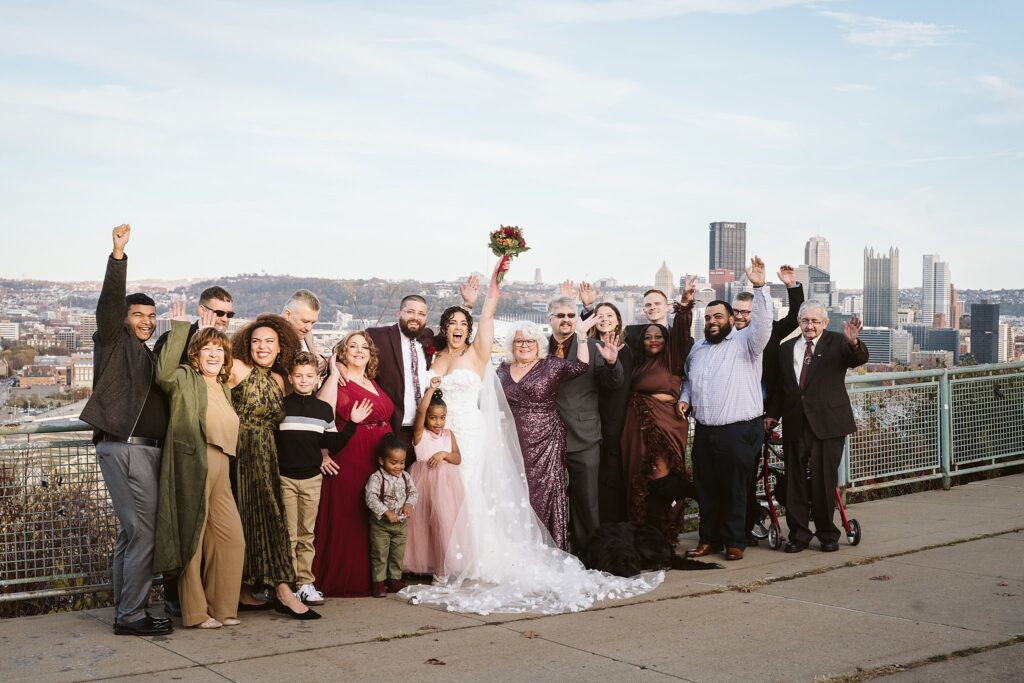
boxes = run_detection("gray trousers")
[96,440,161,623]
[566,443,601,551]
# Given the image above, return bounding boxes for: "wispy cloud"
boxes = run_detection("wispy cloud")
[975,75,1024,124]
[833,83,873,93]
[821,11,963,56]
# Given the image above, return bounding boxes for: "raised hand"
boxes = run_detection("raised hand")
[559,279,575,299]
[578,281,598,308]
[429,375,441,391]
[745,256,766,288]
[577,312,599,336]
[328,353,349,387]
[170,300,189,322]
[111,224,131,259]
[459,274,481,309]
[680,275,698,305]
[843,314,863,345]
[778,264,797,287]
[595,338,622,365]
[196,303,218,329]
[348,398,374,424]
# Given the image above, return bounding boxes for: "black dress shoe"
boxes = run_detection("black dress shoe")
[784,541,809,554]
[273,600,322,620]
[820,541,840,552]
[147,612,173,627]
[114,616,174,636]
[163,600,182,618]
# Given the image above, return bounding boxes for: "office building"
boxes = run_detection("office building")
[709,222,746,277]
[804,235,831,274]
[0,322,19,341]
[999,323,1014,362]
[921,255,951,329]
[796,264,835,307]
[970,301,999,364]
[654,261,675,299]
[863,247,899,329]
[892,328,913,363]
[859,327,894,364]
[924,328,959,364]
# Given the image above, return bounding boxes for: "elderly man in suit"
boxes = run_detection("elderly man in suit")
[548,296,624,550]
[766,302,867,553]
[362,279,480,447]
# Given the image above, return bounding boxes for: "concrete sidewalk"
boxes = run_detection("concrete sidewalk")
[3,474,1023,683]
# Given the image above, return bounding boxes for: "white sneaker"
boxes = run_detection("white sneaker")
[297,583,325,606]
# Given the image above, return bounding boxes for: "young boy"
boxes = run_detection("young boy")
[365,434,418,598]
[277,351,367,605]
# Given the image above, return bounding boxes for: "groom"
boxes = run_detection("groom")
[365,277,480,449]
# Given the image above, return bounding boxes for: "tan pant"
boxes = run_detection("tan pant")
[280,474,323,586]
[180,447,245,626]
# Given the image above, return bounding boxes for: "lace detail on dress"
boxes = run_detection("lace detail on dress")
[400,367,662,615]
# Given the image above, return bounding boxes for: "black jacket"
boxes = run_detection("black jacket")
[766,330,869,440]
[80,254,162,442]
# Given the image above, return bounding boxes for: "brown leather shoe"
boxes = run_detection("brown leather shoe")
[371,581,387,598]
[725,547,744,561]
[685,543,723,558]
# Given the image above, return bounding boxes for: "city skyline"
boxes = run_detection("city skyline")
[2,2,1023,288]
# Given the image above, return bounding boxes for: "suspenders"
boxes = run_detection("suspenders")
[377,470,412,504]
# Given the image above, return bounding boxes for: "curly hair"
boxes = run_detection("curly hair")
[436,306,474,352]
[231,313,300,371]
[187,327,233,383]
[332,330,380,380]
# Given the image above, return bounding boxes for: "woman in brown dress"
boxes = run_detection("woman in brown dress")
[229,314,318,619]
[620,279,697,545]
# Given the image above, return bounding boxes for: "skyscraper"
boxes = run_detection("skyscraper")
[921,255,951,329]
[970,301,999,364]
[654,261,675,299]
[863,247,899,329]
[796,264,835,307]
[804,235,831,274]
[708,222,746,278]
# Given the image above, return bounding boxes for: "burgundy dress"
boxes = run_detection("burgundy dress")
[498,356,589,550]
[312,380,394,597]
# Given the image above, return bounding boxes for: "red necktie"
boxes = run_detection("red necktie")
[798,340,813,390]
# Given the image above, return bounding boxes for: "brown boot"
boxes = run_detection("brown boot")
[371,581,387,598]
[386,579,407,593]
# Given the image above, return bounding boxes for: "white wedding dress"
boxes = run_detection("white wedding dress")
[399,366,663,615]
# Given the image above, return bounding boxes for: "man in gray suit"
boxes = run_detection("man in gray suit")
[547,296,624,550]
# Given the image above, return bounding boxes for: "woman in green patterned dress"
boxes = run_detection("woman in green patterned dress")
[229,314,319,620]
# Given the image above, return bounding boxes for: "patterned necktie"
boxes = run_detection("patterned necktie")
[410,338,422,405]
[554,338,566,359]
[798,339,814,390]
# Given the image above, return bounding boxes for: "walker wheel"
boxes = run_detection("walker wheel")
[751,507,770,539]
[847,518,862,546]
[767,523,783,550]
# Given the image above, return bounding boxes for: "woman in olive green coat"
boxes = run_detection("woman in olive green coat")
[154,305,245,629]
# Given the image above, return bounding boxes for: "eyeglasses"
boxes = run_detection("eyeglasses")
[201,303,235,319]
[799,318,824,326]
[550,312,576,319]
[513,339,538,346]
[734,310,752,317]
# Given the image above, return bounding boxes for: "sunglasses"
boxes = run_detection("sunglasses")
[550,312,576,319]
[201,303,236,319]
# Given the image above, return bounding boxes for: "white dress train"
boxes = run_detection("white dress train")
[399,366,663,615]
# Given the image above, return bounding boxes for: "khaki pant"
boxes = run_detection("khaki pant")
[181,447,245,626]
[280,474,323,586]
[369,514,407,582]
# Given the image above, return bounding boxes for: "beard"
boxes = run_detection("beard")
[398,318,423,339]
[704,322,732,344]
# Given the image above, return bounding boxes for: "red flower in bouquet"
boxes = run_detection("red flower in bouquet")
[488,225,529,284]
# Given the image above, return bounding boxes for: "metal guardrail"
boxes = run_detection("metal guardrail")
[2,361,1023,604]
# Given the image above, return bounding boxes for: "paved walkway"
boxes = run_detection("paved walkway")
[3,473,1024,682]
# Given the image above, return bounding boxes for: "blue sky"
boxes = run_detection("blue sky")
[2,0,1022,289]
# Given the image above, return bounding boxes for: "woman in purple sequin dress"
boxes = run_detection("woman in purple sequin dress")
[497,321,591,550]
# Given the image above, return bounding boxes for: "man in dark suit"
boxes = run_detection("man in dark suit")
[766,302,867,553]
[578,279,697,355]
[548,296,623,550]
[730,266,803,544]
[362,278,480,446]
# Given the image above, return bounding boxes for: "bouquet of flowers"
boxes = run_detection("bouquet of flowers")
[488,225,529,284]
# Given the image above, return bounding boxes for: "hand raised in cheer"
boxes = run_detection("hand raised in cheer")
[576,311,599,336]
[680,275,699,306]
[777,265,797,287]
[459,274,481,310]
[559,279,575,299]
[197,302,219,330]
[745,256,767,288]
[578,281,598,308]
[170,300,189,323]
[595,335,624,365]
[843,315,863,345]
[111,224,131,259]
[348,398,374,424]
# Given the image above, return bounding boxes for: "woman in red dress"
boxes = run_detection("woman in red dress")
[313,331,394,597]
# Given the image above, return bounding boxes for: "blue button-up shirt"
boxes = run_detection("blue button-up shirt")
[680,286,772,426]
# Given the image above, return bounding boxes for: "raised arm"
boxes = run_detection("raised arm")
[412,376,441,445]
[470,257,506,368]
[776,265,803,339]
[156,318,190,391]
[744,257,772,356]
[95,224,132,344]
[316,353,342,414]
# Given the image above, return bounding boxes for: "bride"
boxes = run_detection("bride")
[400,257,663,614]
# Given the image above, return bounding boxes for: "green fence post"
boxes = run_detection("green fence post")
[939,370,952,490]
